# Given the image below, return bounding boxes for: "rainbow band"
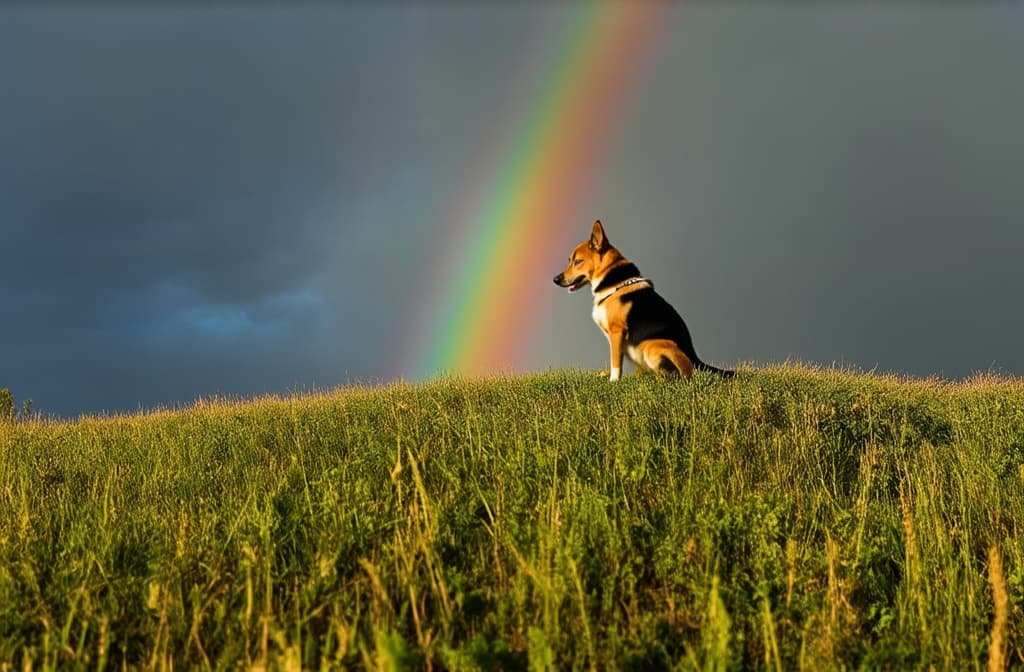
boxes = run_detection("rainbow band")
[411,3,666,379]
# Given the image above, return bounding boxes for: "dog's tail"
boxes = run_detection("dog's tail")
[695,360,736,378]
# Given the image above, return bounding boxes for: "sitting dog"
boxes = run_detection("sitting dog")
[553,220,733,381]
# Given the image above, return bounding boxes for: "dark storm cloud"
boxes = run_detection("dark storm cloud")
[1,7,410,290]
[0,6,431,415]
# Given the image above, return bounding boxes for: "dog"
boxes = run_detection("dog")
[553,220,734,381]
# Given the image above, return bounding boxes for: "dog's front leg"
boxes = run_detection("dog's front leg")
[608,329,625,381]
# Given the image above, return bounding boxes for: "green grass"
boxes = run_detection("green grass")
[1,365,1022,670]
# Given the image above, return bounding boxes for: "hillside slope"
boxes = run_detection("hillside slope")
[1,367,1022,669]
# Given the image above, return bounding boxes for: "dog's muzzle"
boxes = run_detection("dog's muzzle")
[553,272,586,293]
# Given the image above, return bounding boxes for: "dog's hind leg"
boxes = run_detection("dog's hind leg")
[639,339,694,379]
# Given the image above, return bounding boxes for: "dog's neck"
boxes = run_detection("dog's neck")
[592,262,651,305]
[592,262,642,295]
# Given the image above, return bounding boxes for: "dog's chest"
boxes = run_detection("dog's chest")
[591,301,610,335]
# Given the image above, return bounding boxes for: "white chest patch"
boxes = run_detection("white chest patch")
[591,302,609,334]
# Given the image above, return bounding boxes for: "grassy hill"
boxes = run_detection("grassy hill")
[1,366,1022,670]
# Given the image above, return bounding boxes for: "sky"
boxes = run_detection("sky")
[2,3,1022,418]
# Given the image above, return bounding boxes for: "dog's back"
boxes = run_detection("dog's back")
[620,281,733,378]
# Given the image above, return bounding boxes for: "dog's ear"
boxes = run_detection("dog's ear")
[589,220,609,252]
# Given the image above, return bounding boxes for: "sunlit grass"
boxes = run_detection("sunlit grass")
[1,365,1022,669]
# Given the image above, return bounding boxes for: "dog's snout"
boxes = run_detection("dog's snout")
[553,272,564,285]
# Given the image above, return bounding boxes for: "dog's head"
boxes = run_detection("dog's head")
[553,220,619,293]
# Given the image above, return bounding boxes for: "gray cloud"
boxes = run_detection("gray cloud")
[0,6,428,414]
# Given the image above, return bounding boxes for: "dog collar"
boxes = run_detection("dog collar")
[596,277,652,305]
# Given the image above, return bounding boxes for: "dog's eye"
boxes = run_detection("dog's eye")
[574,259,583,266]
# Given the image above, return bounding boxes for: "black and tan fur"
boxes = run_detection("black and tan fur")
[553,220,733,381]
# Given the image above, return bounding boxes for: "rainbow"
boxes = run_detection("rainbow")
[407,2,667,380]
